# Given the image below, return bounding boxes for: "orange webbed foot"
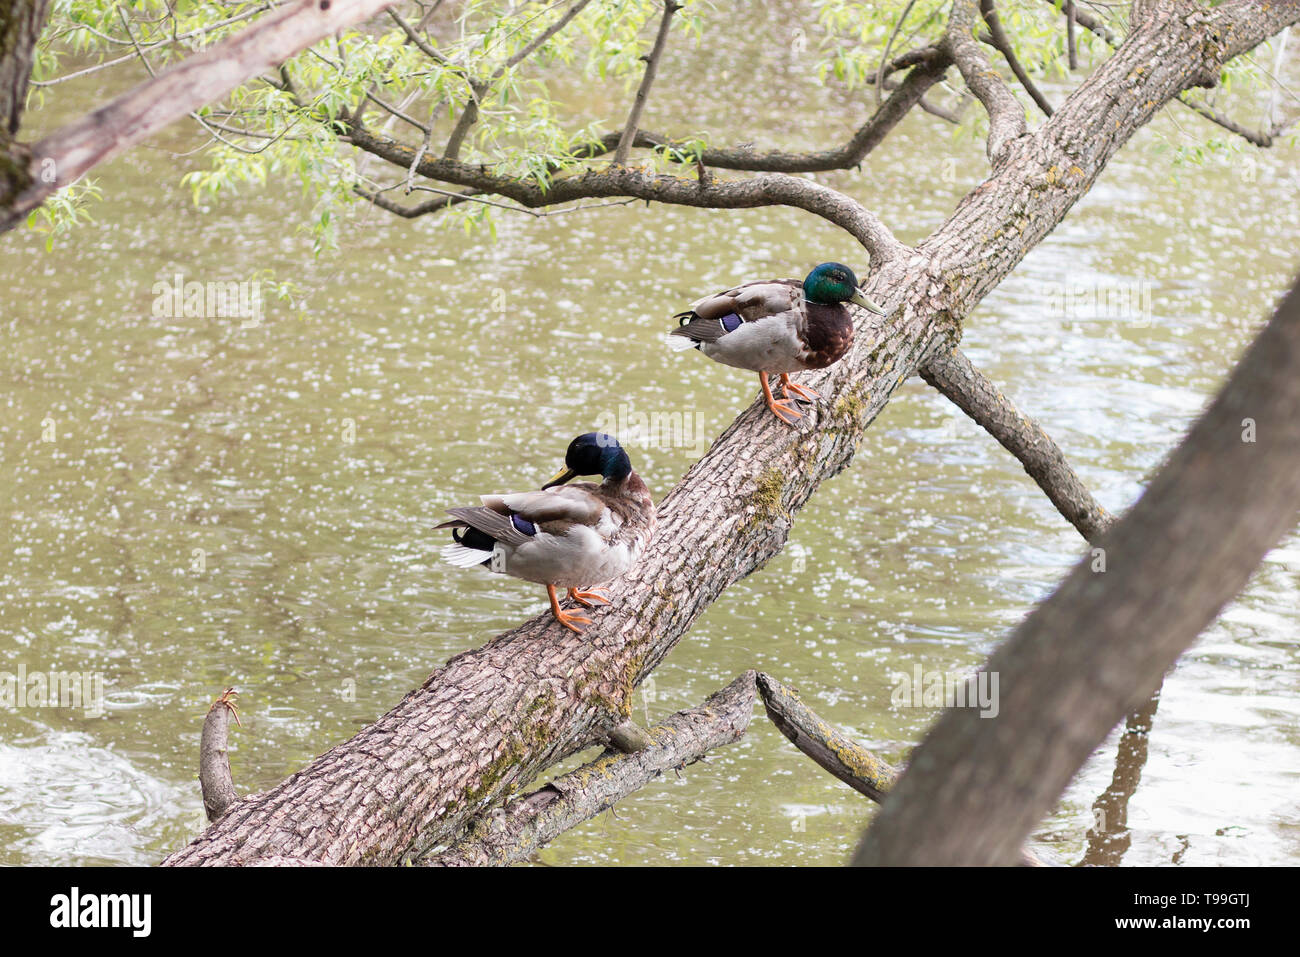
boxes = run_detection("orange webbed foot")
[554,607,593,633]
[759,373,804,425]
[767,398,803,424]
[548,584,593,633]
[567,587,611,608]
[779,373,820,404]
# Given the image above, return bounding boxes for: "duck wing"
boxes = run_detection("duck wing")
[436,485,607,570]
[669,279,803,348]
[436,486,602,534]
[486,486,604,526]
[436,506,535,547]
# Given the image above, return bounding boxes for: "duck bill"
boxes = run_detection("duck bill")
[850,288,887,316]
[542,467,578,490]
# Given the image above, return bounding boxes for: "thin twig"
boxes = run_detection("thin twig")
[876,0,919,107]
[980,0,1054,116]
[1066,0,1078,70]
[443,0,594,161]
[613,0,681,166]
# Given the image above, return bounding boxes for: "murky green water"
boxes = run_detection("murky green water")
[2,11,1299,865]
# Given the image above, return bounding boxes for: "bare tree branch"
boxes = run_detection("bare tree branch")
[427,672,756,866]
[612,0,680,166]
[920,348,1113,543]
[200,688,241,822]
[1175,94,1294,147]
[344,123,908,260]
[980,0,1055,116]
[756,673,898,802]
[756,673,1058,866]
[945,0,1027,163]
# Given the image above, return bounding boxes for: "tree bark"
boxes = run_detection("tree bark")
[0,0,398,233]
[757,673,898,803]
[200,690,241,822]
[162,0,1300,866]
[430,672,756,866]
[0,0,50,208]
[854,272,1300,865]
[0,0,49,135]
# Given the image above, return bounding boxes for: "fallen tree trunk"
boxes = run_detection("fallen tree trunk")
[163,0,1299,866]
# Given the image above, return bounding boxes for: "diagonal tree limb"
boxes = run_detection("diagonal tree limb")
[161,0,1300,868]
[2,0,401,234]
[920,347,1113,543]
[855,270,1300,865]
[755,673,1059,866]
[426,672,756,866]
[612,0,681,166]
[945,0,1027,164]
[980,0,1054,116]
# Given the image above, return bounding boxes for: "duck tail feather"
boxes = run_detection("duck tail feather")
[441,543,494,568]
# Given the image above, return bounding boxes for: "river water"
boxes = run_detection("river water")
[1,8,1298,865]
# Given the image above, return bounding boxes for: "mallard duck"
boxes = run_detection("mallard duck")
[435,433,655,633]
[667,262,886,424]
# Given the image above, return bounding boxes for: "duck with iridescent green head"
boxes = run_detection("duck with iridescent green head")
[667,262,887,424]
[435,434,655,634]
